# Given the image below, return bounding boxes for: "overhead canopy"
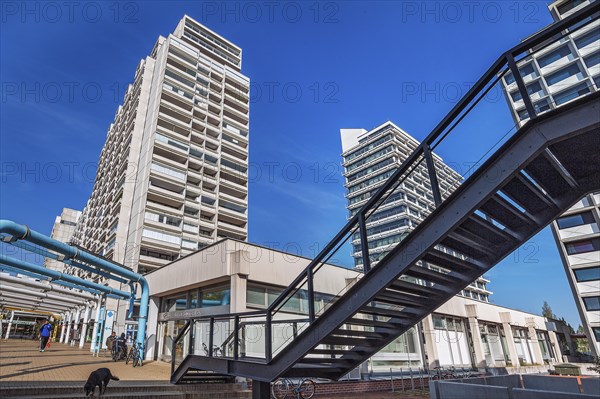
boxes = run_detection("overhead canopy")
[0,272,94,315]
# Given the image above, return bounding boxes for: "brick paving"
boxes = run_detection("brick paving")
[318,391,429,399]
[0,339,429,398]
[0,339,170,382]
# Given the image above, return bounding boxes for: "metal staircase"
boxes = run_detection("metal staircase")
[170,3,600,396]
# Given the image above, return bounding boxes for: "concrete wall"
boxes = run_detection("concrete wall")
[581,378,600,395]
[435,375,600,399]
[437,381,510,399]
[512,388,597,399]
[522,374,580,393]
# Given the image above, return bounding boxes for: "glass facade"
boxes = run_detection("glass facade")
[160,284,230,313]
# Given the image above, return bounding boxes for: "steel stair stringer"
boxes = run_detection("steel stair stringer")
[278,93,600,380]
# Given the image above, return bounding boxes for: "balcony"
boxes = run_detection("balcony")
[153,142,188,165]
[223,107,248,126]
[220,172,247,190]
[219,184,247,201]
[146,199,183,216]
[144,218,181,234]
[223,102,248,121]
[139,253,172,268]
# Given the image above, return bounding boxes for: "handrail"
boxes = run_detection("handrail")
[170,320,191,375]
[168,1,600,371]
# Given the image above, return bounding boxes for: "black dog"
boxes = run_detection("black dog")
[84,367,119,396]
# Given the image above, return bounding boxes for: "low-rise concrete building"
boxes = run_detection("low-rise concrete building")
[142,239,568,375]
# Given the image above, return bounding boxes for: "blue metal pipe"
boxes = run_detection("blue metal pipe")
[1,237,129,284]
[0,265,122,299]
[0,255,130,299]
[63,259,128,284]
[0,220,150,351]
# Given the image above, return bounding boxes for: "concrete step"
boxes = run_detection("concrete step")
[2,389,252,399]
[0,382,251,399]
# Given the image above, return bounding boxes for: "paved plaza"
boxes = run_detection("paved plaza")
[0,339,170,382]
[0,339,429,398]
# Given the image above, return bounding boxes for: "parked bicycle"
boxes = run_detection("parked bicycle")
[431,366,457,380]
[111,342,127,362]
[271,377,316,399]
[125,341,144,367]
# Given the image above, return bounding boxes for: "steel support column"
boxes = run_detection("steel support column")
[61,312,71,343]
[80,305,91,349]
[90,298,102,353]
[71,307,81,346]
[4,310,14,339]
[252,381,270,399]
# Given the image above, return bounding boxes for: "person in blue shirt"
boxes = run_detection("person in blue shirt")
[39,319,52,352]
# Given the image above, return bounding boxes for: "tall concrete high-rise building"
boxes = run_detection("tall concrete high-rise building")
[45,208,82,272]
[500,0,599,356]
[502,0,599,124]
[340,121,493,303]
[72,16,250,279]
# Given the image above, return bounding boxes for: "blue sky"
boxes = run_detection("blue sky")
[0,1,581,327]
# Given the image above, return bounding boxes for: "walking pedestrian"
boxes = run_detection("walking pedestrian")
[39,319,52,352]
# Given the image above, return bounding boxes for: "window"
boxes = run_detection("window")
[565,238,600,255]
[545,63,581,86]
[221,158,247,173]
[189,148,203,160]
[142,228,181,245]
[527,81,543,96]
[433,315,464,331]
[182,239,197,249]
[199,285,230,307]
[538,45,573,68]
[352,218,409,240]
[520,63,535,78]
[162,294,188,312]
[151,162,186,180]
[346,146,393,172]
[220,200,246,214]
[201,196,215,206]
[557,211,595,229]
[368,205,407,223]
[247,285,267,306]
[140,247,177,261]
[145,211,182,227]
[575,27,600,50]
[557,0,586,15]
[554,82,590,105]
[574,267,600,282]
[155,132,188,151]
[183,223,199,234]
[584,52,600,69]
[505,72,516,85]
[510,85,547,108]
[506,63,538,86]
[345,134,392,162]
[583,296,600,311]
[593,327,600,342]
[433,315,445,329]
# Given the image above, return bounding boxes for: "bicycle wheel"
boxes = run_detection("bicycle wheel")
[125,349,132,365]
[271,379,288,399]
[133,350,141,367]
[298,379,315,399]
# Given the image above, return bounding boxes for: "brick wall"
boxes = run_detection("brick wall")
[249,377,430,396]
